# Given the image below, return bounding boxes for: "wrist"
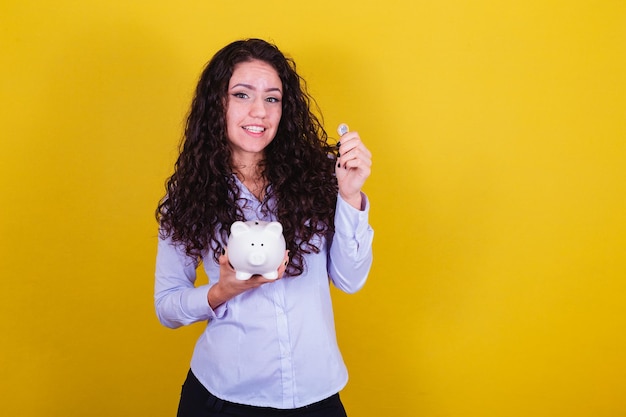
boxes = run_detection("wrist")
[340,191,363,210]
[208,283,227,310]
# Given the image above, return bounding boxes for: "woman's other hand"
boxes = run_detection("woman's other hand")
[335,130,372,210]
[207,249,289,309]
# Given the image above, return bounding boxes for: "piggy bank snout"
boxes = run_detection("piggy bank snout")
[248,250,267,266]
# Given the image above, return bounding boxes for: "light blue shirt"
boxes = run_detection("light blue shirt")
[154,179,374,409]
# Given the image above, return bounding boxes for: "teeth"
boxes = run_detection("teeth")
[244,126,265,133]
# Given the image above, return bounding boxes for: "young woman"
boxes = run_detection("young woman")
[155,38,373,417]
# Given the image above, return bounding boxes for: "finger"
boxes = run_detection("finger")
[219,247,236,271]
[342,156,372,174]
[338,137,373,165]
[342,141,371,160]
[277,251,290,278]
[337,137,363,169]
[337,131,361,151]
[340,147,372,171]
[218,247,228,264]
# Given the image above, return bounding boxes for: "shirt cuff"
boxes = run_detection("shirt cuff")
[335,192,370,238]
[186,285,227,320]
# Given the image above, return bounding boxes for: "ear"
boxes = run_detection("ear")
[230,221,249,237]
[265,222,283,237]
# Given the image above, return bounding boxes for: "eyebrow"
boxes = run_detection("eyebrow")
[230,83,282,94]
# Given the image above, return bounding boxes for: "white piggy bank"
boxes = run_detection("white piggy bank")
[227,220,286,280]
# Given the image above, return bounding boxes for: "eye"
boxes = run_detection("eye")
[232,92,248,99]
[265,96,280,103]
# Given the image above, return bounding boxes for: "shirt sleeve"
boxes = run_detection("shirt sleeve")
[328,192,374,293]
[154,234,226,329]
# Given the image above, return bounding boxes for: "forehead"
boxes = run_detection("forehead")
[229,60,282,86]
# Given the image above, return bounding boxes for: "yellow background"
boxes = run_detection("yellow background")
[1,1,625,416]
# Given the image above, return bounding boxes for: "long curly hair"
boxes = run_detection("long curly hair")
[156,39,338,276]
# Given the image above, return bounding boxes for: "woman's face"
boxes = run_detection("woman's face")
[225,59,283,160]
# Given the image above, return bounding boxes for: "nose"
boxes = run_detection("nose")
[249,97,267,118]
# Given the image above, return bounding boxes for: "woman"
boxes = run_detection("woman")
[155,38,373,417]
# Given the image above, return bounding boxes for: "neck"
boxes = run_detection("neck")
[231,151,264,176]
[232,161,262,181]
[232,158,267,201]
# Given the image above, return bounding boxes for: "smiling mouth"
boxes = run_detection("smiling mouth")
[243,126,266,133]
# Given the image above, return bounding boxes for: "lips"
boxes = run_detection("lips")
[243,125,266,133]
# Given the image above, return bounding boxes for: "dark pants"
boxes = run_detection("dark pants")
[177,370,348,417]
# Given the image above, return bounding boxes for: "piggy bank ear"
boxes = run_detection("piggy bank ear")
[230,221,249,237]
[265,222,283,237]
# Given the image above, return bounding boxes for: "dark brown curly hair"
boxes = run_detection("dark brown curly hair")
[156,38,338,276]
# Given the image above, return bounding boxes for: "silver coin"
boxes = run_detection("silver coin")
[337,123,349,136]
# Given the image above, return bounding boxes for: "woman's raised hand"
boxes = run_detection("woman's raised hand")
[335,127,372,210]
